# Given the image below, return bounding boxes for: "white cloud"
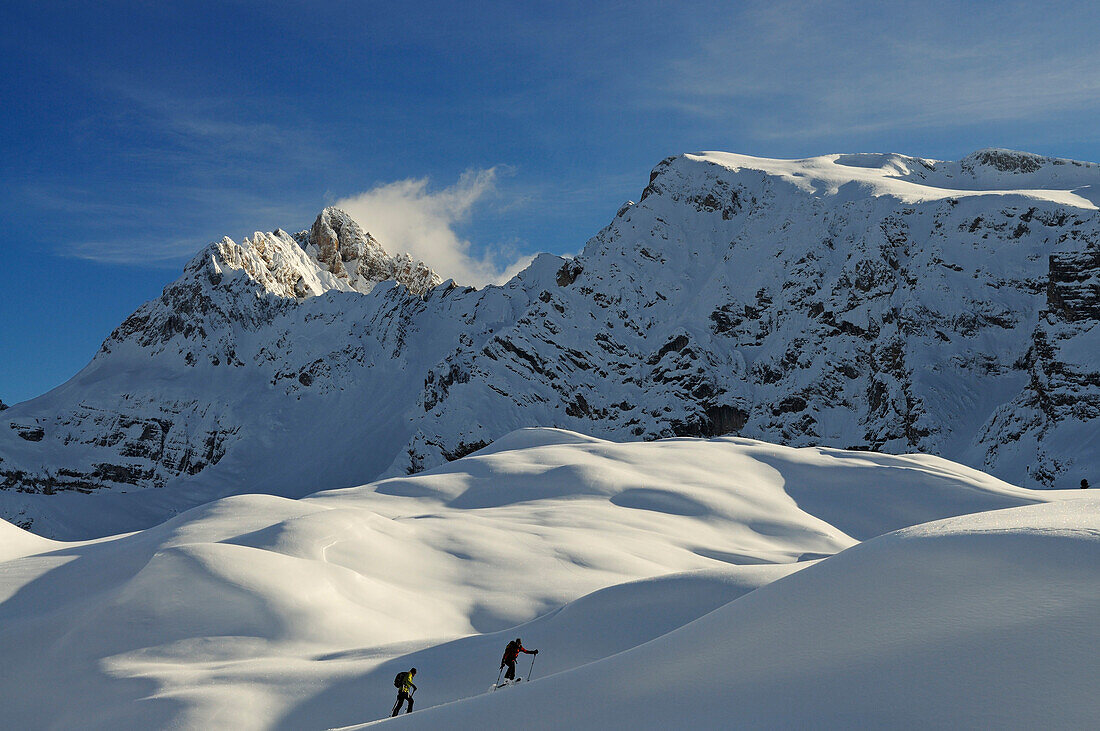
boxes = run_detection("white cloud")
[334,168,530,286]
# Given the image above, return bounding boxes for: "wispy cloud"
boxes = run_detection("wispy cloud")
[38,183,318,267]
[33,83,328,266]
[334,168,533,286]
[66,237,214,266]
[83,83,333,176]
[645,0,1100,140]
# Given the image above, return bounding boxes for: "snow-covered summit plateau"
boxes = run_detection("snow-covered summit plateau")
[696,149,1100,208]
[2,149,1098,537]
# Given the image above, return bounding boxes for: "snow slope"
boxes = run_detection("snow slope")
[391,499,1100,729]
[3,149,1099,539]
[1,429,1088,729]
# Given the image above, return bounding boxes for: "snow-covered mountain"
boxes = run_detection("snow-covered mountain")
[1,430,1095,729]
[2,149,1098,537]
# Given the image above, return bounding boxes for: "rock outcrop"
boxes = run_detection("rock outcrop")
[301,207,441,295]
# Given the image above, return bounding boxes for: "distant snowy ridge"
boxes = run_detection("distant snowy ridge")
[1,149,1098,537]
[693,149,1100,209]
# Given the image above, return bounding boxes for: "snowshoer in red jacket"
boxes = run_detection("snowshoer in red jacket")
[500,638,537,681]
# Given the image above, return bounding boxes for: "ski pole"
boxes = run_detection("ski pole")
[497,666,504,685]
[527,653,537,682]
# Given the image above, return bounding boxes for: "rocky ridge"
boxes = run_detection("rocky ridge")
[2,150,1097,537]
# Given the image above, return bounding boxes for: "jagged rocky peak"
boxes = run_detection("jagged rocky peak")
[0,399,8,411]
[303,207,443,295]
[308,207,378,268]
[209,230,331,300]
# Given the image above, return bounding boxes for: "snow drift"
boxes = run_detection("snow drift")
[387,499,1100,729]
[0,429,1092,729]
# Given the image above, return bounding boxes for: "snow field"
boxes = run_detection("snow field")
[0,428,1085,729]
[389,499,1100,729]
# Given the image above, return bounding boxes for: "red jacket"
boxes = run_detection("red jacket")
[502,641,534,664]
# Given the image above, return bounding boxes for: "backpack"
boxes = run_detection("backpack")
[394,672,406,688]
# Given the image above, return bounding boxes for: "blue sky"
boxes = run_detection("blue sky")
[3,0,1099,404]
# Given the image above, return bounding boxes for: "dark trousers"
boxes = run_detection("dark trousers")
[392,690,413,716]
[503,660,517,681]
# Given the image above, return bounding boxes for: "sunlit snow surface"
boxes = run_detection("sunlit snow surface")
[1,429,1095,729]
[694,150,1100,209]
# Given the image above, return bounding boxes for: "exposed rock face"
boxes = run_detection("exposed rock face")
[978,236,1100,484]
[962,149,1047,174]
[1048,247,1100,322]
[2,152,1098,536]
[302,207,441,295]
